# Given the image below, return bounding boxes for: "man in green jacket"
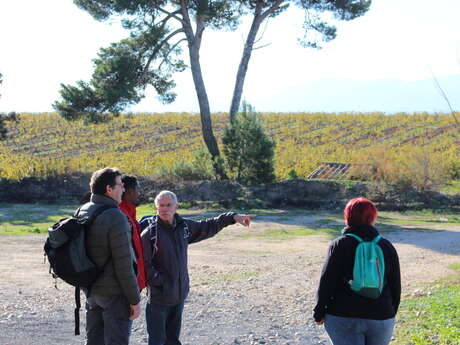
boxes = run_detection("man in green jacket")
[79,167,141,345]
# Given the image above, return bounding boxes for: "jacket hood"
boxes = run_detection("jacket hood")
[342,224,380,241]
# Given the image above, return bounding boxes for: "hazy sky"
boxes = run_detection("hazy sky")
[0,0,459,113]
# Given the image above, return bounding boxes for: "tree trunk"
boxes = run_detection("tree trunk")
[229,14,263,121]
[229,0,284,121]
[188,45,227,178]
[181,6,227,179]
[188,47,217,153]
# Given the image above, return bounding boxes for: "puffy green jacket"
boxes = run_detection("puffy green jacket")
[79,194,140,305]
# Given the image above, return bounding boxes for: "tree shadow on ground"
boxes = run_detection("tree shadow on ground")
[0,204,77,234]
[382,226,460,256]
[241,210,460,256]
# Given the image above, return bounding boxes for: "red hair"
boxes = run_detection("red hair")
[344,197,378,226]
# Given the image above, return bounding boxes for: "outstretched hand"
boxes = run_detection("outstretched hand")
[234,214,256,227]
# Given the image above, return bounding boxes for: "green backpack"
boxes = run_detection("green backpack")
[344,232,385,299]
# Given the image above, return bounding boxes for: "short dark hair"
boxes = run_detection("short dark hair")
[344,197,378,226]
[90,167,122,195]
[121,174,138,191]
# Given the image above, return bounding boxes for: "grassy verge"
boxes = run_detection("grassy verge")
[393,264,460,345]
[0,203,76,235]
[239,226,339,240]
[1,204,459,235]
[0,202,206,235]
[237,209,457,241]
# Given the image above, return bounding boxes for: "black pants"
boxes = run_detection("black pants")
[86,294,132,345]
[145,301,184,345]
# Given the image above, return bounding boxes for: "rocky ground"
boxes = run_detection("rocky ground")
[1,212,459,345]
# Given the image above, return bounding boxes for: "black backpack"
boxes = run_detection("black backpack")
[43,204,115,335]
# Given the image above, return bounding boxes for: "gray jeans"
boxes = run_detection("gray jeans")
[86,294,133,345]
[324,314,395,345]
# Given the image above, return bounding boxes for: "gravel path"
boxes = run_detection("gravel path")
[1,217,459,345]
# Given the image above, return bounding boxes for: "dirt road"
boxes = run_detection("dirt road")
[1,214,459,345]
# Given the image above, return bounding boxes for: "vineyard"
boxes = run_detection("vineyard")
[1,112,459,186]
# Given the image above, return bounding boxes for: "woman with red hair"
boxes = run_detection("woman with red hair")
[313,197,401,345]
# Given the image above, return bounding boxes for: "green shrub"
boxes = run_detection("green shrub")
[287,169,298,179]
[222,102,275,185]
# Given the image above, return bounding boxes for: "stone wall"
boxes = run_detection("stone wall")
[1,174,458,211]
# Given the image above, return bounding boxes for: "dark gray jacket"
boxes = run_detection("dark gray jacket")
[140,212,236,306]
[79,194,140,305]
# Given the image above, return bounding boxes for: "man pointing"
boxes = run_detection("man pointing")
[140,190,255,345]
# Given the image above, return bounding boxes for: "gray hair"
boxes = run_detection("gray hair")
[154,190,178,206]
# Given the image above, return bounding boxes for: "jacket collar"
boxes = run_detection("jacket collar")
[157,213,185,230]
[90,193,119,207]
[342,224,380,241]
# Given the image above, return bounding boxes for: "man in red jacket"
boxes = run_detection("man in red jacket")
[119,174,147,291]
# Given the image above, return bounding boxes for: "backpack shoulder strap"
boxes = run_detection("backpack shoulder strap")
[372,235,382,244]
[182,220,191,240]
[146,216,158,257]
[344,233,363,243]
[73,205,84,218]
[74,287,81,335]
[81,204,116,227]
